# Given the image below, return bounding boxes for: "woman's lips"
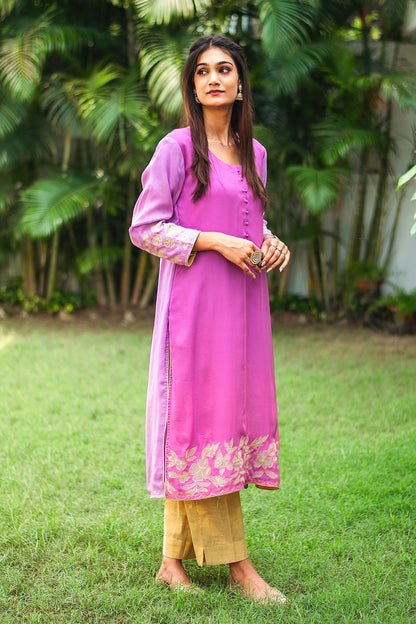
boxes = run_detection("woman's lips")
[208,90,224,95]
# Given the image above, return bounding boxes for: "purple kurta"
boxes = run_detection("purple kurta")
[129,128,279,500]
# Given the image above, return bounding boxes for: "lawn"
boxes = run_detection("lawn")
[0,316,415,623]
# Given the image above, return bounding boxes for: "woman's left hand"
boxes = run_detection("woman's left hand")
[260,237,290,273]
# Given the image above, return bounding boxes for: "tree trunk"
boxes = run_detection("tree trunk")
[105,268,117,308]
[347,147,370,267]
[38,239,47,297]
[21,237,36,296]
[318,233,328,310]
[131,251,147,306]
[383,186,406,270]
[87,207,107,306]
[46,230,59,300]
[332,176,345,307]
[120,180,135,305]
[140,255,159,308]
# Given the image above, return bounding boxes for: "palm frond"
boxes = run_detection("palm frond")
[0,94,28,138]
[258,0,318,59]
[0,8,89,101]
[0,0,22,19]
[19,172,102,238]
[265,40,343,95]
[40,78,86,138]
[78,247,123,274]
[0,116,53,170]
[382,0,409,32]
[139,29,194,116]
[397,164,416,188]
[313,118,378,165]
[286,165,345,213]
[378,72,416,110]
[133,0,210,24]
[70,65,151,148]
[0,178,18,213]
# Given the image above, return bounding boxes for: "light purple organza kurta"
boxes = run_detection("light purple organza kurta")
[129,127,279,500]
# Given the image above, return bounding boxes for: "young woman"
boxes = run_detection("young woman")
[129,34,290,605]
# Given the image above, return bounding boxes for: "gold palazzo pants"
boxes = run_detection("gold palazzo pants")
[163,491,248,566]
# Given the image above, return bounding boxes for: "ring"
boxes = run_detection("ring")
[249,250,263,265]
[270,244,277,248]
[277,246,283,252]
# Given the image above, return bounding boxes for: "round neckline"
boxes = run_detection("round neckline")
[209,149,241,168]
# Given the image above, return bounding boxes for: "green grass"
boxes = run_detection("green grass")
[0,317,415,623]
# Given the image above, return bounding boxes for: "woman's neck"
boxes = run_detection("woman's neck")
[203,108,233,145]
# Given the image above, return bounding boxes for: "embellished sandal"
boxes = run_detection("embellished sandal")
[227,576,288,605]
[155,572,203,594]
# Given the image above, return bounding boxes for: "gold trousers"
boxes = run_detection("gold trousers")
[163,491,248,566]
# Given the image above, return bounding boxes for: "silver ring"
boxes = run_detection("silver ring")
[281,252,286,256]
[249,250,263,265]
[277,246,283,252]
[270,244,277,248]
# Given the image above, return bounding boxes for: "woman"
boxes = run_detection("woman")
[129,34,290,604]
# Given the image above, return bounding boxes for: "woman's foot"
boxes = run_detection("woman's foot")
[228,558,288,605]
[156,556,202,593]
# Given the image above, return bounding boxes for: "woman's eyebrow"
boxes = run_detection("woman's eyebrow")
[195,61,233,67]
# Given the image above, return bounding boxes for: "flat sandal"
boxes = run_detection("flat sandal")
[155,572,203,594]
[227,576,288,605]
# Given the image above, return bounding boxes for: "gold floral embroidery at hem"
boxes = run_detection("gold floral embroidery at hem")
[165,435,279,498]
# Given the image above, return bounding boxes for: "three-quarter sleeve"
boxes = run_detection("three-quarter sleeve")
[129,137,200,267]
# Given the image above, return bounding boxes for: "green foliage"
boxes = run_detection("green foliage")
[258,0,318,59]
[78,246,123,274]
[345,261,388,284]
[269,292,323,316]
[0,280,96,313]
[70,65,151,148]
[343,262,388,324]
[313,118,378,166]
[19,172,104,238]
[286,165,345,214]
[133,0,211,24]
[368,288,416,332]
[0,7,87,101]
[0,93,28,138]
[0,0,415,311]
[138,29,195,117]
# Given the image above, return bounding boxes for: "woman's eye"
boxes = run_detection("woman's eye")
[196,69,207,75]
[219,67,230,73]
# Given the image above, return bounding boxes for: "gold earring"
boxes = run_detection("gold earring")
[235,84,243,101]
[194,89,201,104]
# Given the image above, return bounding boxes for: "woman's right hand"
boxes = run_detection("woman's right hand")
[193,232,262,279]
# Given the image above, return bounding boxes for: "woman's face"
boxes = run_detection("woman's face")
[193,46,240,109]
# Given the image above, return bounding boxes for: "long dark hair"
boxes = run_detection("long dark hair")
[182,35,267,209]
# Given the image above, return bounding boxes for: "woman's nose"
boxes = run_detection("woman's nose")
[208,71,220,84]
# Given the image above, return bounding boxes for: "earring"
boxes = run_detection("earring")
[235,84,243,101]
[193,89,201,104]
